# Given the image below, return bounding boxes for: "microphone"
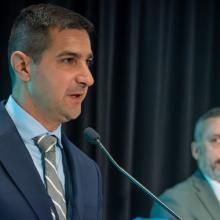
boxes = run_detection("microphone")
[84,127,182,220]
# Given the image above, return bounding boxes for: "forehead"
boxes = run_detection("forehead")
[46,27,92,55]
[202,117,220,137]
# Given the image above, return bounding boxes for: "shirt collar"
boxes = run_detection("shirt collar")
[5,95,62,145]
[204,174,220,201]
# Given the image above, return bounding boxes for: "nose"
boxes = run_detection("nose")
[76,63,94,87]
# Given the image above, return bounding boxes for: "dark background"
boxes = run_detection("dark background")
[1,0,220,219]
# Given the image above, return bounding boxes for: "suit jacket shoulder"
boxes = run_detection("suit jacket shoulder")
[150,170,220,220]
[0,101,57,220]
[0,101,102,220]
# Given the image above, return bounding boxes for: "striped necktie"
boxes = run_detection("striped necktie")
[34,134,66,220]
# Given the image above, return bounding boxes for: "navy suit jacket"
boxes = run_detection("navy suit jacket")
[0,101,102,220]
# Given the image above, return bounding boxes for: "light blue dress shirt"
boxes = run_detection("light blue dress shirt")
[5,96,65,191]
[205,174,220,202]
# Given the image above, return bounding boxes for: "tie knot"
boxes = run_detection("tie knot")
[34,135,57,153]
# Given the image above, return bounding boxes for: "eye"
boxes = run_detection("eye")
[86,58,94,67]
[62,57,76,64]
[209,137,220,144]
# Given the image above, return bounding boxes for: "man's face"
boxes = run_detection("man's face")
[192,117,220,182]
[24,28,94,129]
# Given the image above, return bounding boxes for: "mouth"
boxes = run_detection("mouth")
[68,93,85,102]
[71,94,82,98]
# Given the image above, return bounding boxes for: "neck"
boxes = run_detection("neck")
[11,93,60,132]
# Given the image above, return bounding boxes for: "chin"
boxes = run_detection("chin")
[59,104,82,122]
[68,109,82,121]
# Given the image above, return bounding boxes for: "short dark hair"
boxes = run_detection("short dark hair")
[8,3,94,85]
[194,108,220,142]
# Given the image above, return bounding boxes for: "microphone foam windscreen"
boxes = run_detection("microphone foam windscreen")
[84,127,100,144]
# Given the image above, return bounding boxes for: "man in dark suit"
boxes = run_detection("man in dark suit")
[0,4,102,220]
[150,108,220,220]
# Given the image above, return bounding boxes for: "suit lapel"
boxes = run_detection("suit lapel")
[62,135,83,220]
[0,102,54,220]
[193,170,220,220]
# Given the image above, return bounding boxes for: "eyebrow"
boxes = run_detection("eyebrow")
[210,134,220,138]
[56,51,94,60]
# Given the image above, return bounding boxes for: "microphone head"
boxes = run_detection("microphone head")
[84,127,100,144]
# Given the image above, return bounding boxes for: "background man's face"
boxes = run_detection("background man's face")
[194,117,220,181]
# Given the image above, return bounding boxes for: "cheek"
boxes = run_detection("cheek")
[53,76,72,96]
[198,148,211,164]
[31,65,72,100]
[35,77,54,96]
[36,71,61,91]
[205,149,219,164]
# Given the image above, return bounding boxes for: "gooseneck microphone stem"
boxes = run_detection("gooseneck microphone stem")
[95,139,182,220]
[84,127,182,220]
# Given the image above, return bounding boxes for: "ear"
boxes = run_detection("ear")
[191,142,200,160]
[10,51,32,82]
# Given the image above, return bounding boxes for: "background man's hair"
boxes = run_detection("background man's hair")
[8,3,94,86]
[194,108,220,142]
